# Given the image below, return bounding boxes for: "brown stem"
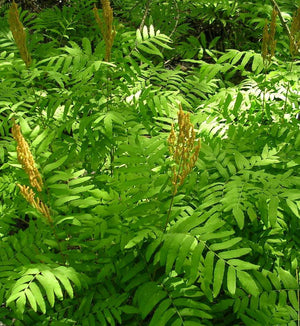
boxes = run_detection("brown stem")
[169,0,180,38]
[139,0,152,31]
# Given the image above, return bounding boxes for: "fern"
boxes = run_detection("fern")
[0,1,299,325]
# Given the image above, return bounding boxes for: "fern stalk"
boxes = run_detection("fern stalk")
[165,104,200,231]
[93,0,116,62]
[163,156,183,232]
[8,0,31,67]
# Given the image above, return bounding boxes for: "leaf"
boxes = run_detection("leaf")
[146,238,162,262]
[29,282,46,313]
[240,51,253,67]
[165,234,185,274]
[149,25,155,37]
[137,43,163,57]
[286,199,299,218]
[82,37,92,56]
[54,195,81,206]
[234,152,249,170]
[38,270,64,305]
[213,259,225,298]
[142,25,148,39]
[204,251,214,285]
[268,196,279,227]
[16,292,26,315]
[252,53,263,73]
[175,236,196,274]
[210,237,242,251]
[232,206,245,229]
[188,242,205,285]
[288,290,298,310]
[232,92,243,116]
[149,299,172,326]
[52,270,74,298]
[25,289,37,312]
[228,259,259,271]
[135,282,167,319]
[227,265,236,295]
[43,155,68,174]
[36,274,55,307]
[218,248,251,259]
[278,268,298,289]
[136,29,142,42]
[237,270,260,296]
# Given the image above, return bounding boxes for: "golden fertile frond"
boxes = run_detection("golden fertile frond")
[8,0,31,67]
[168,104,201,195]
[12,122,43,192]
[17,184,52,224]
[93,0,116,62]
[261,7,278,64]
[290,6,300,57]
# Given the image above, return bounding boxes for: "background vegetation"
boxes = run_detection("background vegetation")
[0,0,299,325]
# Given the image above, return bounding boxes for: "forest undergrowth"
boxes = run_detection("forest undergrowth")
[0,0,299,325]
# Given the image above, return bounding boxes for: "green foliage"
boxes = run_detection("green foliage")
[0,0,299,325]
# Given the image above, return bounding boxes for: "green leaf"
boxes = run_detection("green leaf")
[53,270,74,298]
[19,117,31,135]
[286,199,299,218]
[82,37,92,56]
[204,251,214,284]
[232,92,243,116]
[146,238,162,262]
[188,242,205,285]
[288,290,298,311]
[29,282,46,313]
[227,265,236,295]
[240,51,253,67]
[210,237,242,251]
[40,270,64,303]
[232,206,244,229]
[16,292,26,315]
[54,195,81,206]
[165,234,185,274]
[137,43,163,57]
[149,25,155,37]
[218,248,251,259]
[268,196,279,227]
[149,299,172,326]
[175,236,196,274]
[234,152,249,170]
[278,268,298,289]
[228,259,259,271]
[136,29,142,42]
[43,155,68,174]
[237,270,260,296]
[252,53,263,73]
[36,274,55,307]
[136,282,167,319]
[142,25,148,39]
[160,308,176,325]
[213,259,225,297]
[25,289,37,312]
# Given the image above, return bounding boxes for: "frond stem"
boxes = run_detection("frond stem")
[163,157,183,232]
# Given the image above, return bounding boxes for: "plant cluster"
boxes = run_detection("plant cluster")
[0,0,299,325]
